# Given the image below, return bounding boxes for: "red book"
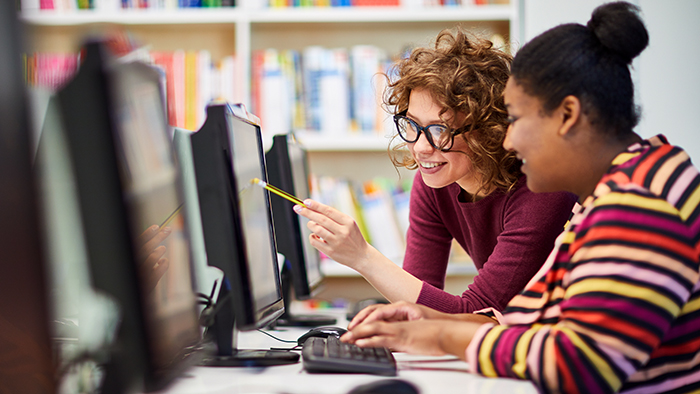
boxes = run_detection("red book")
[251,50,266,124]
[151,52,178,127]
[39,0,54,9]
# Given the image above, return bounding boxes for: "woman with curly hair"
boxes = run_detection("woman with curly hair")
[294,28,577,314]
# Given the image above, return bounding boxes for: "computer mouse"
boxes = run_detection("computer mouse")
[297,326,348,345]
[347,379,420,394]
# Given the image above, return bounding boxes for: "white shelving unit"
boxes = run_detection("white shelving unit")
[21,3,519,289]
[21,3,519,124]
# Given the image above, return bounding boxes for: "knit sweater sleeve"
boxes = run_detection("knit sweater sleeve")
[417,183,576,313]
[466,191,699,393]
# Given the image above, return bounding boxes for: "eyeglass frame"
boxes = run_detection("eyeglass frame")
[392,111,458,152]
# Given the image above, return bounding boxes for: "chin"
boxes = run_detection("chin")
[525,179,553,194]
[418,174,447,189]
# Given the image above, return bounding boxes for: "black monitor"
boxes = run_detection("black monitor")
[56,41,202,393]
[0,5,56,393]
[265,134,336,327]
[186,103,299,366]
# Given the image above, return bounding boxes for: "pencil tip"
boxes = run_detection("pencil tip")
[250,177,260,185]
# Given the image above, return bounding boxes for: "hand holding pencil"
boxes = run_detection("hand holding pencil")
[250,178,307,208]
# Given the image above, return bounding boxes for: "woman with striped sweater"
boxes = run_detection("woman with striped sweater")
[341,2,700,393]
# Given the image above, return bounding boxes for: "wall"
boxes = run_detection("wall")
[522,0,700,162]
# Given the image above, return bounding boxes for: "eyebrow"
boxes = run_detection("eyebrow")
[405,111,445,126]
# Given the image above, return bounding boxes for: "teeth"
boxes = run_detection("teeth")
[420,162,444,169]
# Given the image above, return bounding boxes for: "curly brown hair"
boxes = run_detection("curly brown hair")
[384,28,522,197]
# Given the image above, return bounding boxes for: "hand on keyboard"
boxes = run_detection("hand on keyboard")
[301,336,396,376]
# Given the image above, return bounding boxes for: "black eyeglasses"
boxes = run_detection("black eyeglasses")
[393,112,455,151]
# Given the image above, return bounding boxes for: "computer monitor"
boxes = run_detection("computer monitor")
[56,41,202,393]
[0,5,56,393]
[265,134,336,327]
[187,103,299,366]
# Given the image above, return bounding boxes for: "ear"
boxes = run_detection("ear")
[557,95,581,136]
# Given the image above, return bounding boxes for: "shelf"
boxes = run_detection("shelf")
[293,131,397,152]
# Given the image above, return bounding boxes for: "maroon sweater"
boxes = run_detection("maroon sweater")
[403,172,577,313]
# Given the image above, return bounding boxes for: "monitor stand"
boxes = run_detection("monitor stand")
[199,284,299,367]
[273,264,337,327]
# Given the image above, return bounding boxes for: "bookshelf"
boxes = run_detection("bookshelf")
[21,2,518,294]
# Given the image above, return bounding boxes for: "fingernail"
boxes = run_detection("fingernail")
[293,205,302,213]
[303,199,312,207]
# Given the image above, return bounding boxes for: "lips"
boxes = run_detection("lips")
[418,161,446,175]
[419,161,446,169]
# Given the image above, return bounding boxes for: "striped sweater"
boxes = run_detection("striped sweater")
[466,135,700,393]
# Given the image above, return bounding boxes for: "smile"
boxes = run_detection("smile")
[419,161,446,169]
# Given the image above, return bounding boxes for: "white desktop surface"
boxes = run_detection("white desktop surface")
[155,309,538,394]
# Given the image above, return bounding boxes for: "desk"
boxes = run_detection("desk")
[155,309,537,394]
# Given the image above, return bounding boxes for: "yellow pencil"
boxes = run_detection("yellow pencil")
[159,203,184,230]
[250,178,307,208]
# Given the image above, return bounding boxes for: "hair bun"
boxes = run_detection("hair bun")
[586,1,649,64]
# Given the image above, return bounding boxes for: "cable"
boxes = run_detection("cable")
[256,329,299,345]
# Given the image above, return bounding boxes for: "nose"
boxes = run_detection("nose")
[411,131,435,155]
[502,125,514,151]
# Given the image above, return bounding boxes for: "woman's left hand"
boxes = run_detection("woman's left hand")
[341,319,481,360]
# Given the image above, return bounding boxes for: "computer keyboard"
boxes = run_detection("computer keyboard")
[301,336,397,376]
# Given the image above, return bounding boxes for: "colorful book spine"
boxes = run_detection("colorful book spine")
[184,51,198,130]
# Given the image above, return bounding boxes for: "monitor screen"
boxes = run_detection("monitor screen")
[266,134,323,296]
[187,104,297,366]
[110,59,201,375]
[265,134,335,327]
[287,137,323,290]
[56,41,202,393]
[228,115,283,318]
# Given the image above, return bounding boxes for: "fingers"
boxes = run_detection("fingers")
[137,224,160,245]
[138,227,171,261]
[145,258,169,293]
[294,199,354,231]
[141,245,166,272]
[341,322,394,347]
[302,199,349,223]
[348,304,386,330]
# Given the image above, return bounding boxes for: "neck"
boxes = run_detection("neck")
[572,133,641,200]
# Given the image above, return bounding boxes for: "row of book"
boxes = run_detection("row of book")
[267,0,503,7]
[252,45,398,138]
[22,0,234,11]
[24,49,240,132]
[21,0,505,11]
[150,50,240,131]
[310,175,412,263]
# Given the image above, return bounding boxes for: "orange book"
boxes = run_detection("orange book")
[184,51,198,131]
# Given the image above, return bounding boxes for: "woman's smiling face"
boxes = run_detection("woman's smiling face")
[406,88,480,193]
[502,78,568,193]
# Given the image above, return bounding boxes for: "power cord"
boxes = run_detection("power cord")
[256,329,301,351]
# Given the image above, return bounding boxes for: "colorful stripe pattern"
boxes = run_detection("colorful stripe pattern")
[467,135,700,393]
